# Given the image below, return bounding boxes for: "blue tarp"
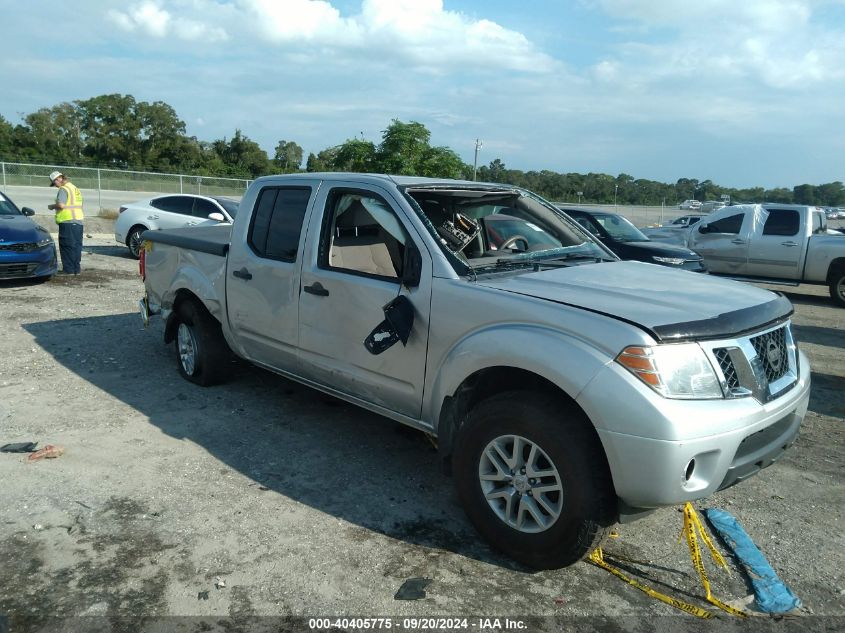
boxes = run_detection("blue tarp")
[704,507,802,613]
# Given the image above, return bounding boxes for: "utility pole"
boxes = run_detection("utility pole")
[473,138,483,181]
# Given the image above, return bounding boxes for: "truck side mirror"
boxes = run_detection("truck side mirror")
[364,295,415,355]
[402,242,422,288]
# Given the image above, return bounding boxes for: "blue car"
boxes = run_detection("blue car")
[0,191,58,280]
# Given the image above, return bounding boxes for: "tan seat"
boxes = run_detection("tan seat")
[330,201,399,278]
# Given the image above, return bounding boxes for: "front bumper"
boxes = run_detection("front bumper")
[577,348,811,510]
[0,245,58,279]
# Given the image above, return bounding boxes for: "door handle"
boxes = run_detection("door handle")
[781,241,799,247]
[303,282,329,296]
[147,215,159,220]
[232,267,252,280]
[731,239,746,244]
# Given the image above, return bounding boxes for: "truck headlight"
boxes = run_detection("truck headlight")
[616,344,723,399]
[652,256,685,265]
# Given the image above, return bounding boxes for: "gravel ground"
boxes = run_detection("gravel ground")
[0,226,842,633]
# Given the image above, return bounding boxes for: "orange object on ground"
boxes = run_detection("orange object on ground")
[26,445,65,462]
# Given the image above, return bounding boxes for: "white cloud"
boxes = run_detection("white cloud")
[103,0,552,72]
[108,1,228,42]
[591,0,845,89]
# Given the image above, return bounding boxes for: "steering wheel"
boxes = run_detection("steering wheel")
[499,235,529,251]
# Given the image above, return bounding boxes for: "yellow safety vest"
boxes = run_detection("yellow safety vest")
[55,182,84,224]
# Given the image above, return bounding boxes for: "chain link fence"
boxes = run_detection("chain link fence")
[0,161,250,212]
[0,161,686,228]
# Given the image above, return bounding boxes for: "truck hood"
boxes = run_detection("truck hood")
[476,260,792,342]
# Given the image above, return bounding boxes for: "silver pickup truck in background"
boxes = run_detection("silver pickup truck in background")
[687,204,845,307]
[140,174,811,569]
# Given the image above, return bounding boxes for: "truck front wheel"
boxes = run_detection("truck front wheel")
[829,267,845,307]
[173,300,230,386]
[453,391,616,569]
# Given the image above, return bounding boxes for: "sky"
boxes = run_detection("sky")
[1,0,844,189]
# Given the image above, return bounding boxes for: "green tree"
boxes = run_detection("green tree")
[23,102,83,163]
[0,115,14,157]
[374,120,431,174]
[792,184,816,205]
[273,140,304,172]
[417,146,466,178]
[306,147,339,172]
[765,187,793,203]
[77,94,142,167]
[212,130,270,178]
[332,139,376,172]
[135,101,188,170]
[816,182,845,206]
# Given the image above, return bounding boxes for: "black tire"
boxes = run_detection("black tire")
[173,300,230,386]
[127,225,146,259]
[453,390,616,569]
[829,267,845,308]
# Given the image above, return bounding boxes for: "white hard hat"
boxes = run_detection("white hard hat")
[49,171,64,184]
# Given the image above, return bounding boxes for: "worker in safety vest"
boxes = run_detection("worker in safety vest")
[47,171,84,275]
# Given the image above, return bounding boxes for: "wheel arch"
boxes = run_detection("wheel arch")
[428,325,612,471]
[125,223,150,245]
[435,365,610,480]
[825,257,845,283]
[164,289,214,344]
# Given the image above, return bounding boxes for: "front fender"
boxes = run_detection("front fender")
[425,324,613,429]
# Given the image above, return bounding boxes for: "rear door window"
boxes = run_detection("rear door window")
[151,196,195,215]
[762,209,800,236]
[248,187,312,262]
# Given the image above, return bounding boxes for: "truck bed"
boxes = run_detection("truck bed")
[141,224,232,256]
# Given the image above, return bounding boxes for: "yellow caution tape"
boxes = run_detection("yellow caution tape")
[588,547,713,618]
[683,503,747,618]
[588,502,748,619]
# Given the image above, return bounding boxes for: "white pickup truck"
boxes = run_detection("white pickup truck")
[687,204,845,307]
[140,174,810,569]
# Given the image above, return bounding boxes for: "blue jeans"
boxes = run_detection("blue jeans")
[58,222,83,273]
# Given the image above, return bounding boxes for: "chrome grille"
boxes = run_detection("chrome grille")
[714,348,739,390]
[703,322,798,403]
[0,242,37,252]
[750,326,789,383]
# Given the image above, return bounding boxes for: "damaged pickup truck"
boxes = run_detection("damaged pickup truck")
[140,174,811,569]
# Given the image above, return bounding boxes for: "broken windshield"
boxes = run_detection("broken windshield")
[402,186,611,274]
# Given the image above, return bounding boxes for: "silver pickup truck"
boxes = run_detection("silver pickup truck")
[654,203,845,307]
[140,174,811,569]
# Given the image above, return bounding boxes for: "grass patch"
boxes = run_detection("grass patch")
[98,208,119,220]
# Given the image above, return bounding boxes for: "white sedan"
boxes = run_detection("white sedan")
[115,194,238,258]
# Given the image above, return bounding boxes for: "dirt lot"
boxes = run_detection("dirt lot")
[0,222,843,633]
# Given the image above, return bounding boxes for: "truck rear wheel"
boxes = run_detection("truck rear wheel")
[829,267,845,307]
[173,300,230,386]
[453,391,616,569]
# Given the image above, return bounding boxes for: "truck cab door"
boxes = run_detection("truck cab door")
[745,207,805,280]
[688,209,751,275]
[297,183,432,419]
[226,182,318,373]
